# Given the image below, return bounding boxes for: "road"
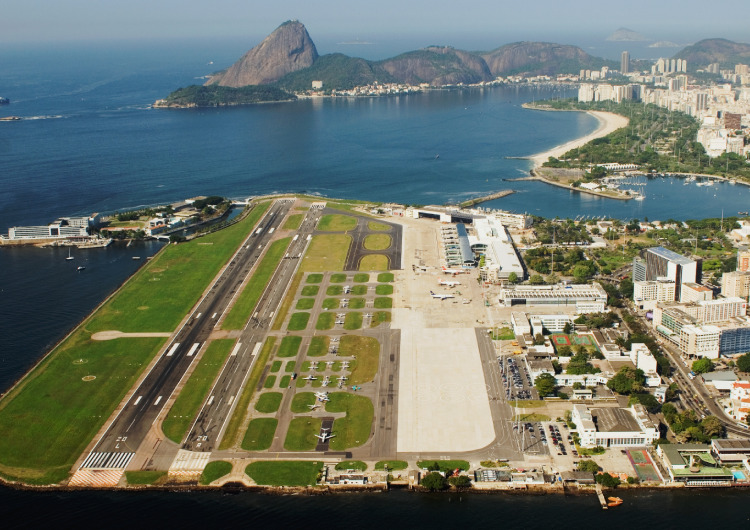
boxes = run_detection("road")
[79,200,295,468]
[182,204,324,452]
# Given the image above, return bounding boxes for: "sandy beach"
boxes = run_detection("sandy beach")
[528,110,630,169]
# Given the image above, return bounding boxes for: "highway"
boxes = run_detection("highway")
[182,204,324,452]
[80,200,294,467]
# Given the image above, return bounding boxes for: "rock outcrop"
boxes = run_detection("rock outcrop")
[481,42,601,76]
[207,20,318,87]
[379,47,494,86]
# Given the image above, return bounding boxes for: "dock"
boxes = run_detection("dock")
[595,483,608,510]
[458,189,515,208]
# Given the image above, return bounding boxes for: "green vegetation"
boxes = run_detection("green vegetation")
[692,357,714,374]
[282,214,304,231]
[371,311,391,327]
[285,361,296,373]
[417,460,470,472]
[421,472,448,490]
[270,361,282,373]
[565,349,601,375]
[375,460,408,471]
[160,84,294,107]
[349,298,366,309]
[306,274,324,284]
[279,375,291,388]
[255,392,283,413]
[335,460,367,471]
[738,353,750,373]
[322,298,339,309]
[199,461,233,485]
[276,52,393,92]
[359,254,389,271]
[326,393,374,450]
[278,336,302,357]
[374,297,392,309]
[364,234,391,250]
[307,336,329,357]
[291,392,317,413]
[368,221,391,231]
[301,234,351,272]
[220,337,276,449]
[353,273,370,283]
[343,312,363,330]
[628,393,662,413]
[327,285,343,296]
[662,403,724,442]
[264,375,277,388]
[125,471,167,485]
[222,237,291,329]
[351,285,368,295]
[607,367,646,394]
[340,335,380,385]
[301,285,319,296]
[378,273,394,282]
[375,284,393,295]
[330,273,347,283]
[162,339,234,443]
[295,298,315,310]
[596,472,621,488]
[245,461,322,486]
[284,417,323,450]
[534,373,557,397]
[317,214,357,232]
[492,327,515,340]
[241,418,277,451]
[512,413,551,422]
[316,312,335,330]
[288,313,310,331]
[577,460,601,473]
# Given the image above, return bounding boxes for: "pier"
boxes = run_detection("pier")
[595,483,608,510]
[458,190,515,208]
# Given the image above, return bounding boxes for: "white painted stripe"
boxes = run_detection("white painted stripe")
[251,342,262,356]
[292,234,299,241]
[154,396,163,406]
[268,311,275,319]
[166,343,180,357]
[255,228,262,235]
[227,396,235,406]
[195,313,202,319]
[207,395,215,406]
[187,343,200,357]
[230,342,242,357]
[307,234,312,241]
[268,227,275,234]
[212,312,217,319]
[133,395,142,406]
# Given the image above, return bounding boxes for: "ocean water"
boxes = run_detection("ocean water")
[1,41,749,518]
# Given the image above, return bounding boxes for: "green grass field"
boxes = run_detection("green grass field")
[288,312,310,331]
[512,413,551,422]
[326,393,374,450]
[417,460,470,472]
[270,360,281,373]
[374,297,392,308]
[301,285,319,296]
[282,213,304,231]
[344,312,363,330]
[162,339,234,443]
[375,284,393,295]
[263,375,277,388]
[222,237,291,330]
[377,273,394,282]
[340,335,380,385]
[359,255,388,271]
[317,214,357,232]
[199,460,233,485]
[368,222,391,231]
[326,285,343,296]
[245,461,322,486]
[375,460,408,471]
[370,311,391,328]
[279,375,291,388]
[351,285,368,295]
[335,460,367,471]
[125,471,167,485]
[285,361,296,373]
[349,298,365,309]
[307,336,329,356]
[322,298,339,309]
[363,234,391,251]
[255,392,283,413]
[284,417,322,451]
[316,312,335,330]
[278,336,302,357]
[290,392,316,413]
[353,273,369,283]
[241,418,277,451]
[301,235,350,272]
[295,298,315,310]
[330,273,347,283]
[306,273,323,283]
[219,337,275,450]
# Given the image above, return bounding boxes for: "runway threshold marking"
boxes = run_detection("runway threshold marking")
[166,343,180,357]
[187,343,200,357]
[133,396,142,406]
[251,342,262,356]
[154,396,163,406]
[230,342,242,356]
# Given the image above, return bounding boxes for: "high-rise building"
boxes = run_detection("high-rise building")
[738,249,750,272]
[640,247,698,301]
[722,271,750,300]
[621,51,630,74]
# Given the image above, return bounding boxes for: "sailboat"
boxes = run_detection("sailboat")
[65,248,74,261]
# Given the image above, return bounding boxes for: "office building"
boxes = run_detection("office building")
[639,247,697,301]
[621,51,630,74]
[573,404,658,448]
[722,271,750,300]
[737,249,750,272]
[498,283,607,314]
[681,282,713,303]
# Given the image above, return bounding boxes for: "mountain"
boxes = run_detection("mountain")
[276,54,393,92]
[481,42,612,76]
[378,47,493,85]
[673,38,750,68]
[606,28,649,42]
[207,20,318,87]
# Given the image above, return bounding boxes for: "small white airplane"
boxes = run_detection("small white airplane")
[307,404,320,410]
[430,290,455,300]
[438,279,461,287]
[315,430,336,442]
[342,362,350,368]
[442,266,465,275]
[303,375,317,381]
[338,376,348,382]
[326,361,334,367]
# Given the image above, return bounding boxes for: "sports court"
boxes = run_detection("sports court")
[627,448,662,482]
[550,334,599,350]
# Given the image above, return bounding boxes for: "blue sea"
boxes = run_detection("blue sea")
[1,41,749,522]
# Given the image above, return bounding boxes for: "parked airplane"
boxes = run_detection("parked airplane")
[303,375,317,381]
[430,291,455,300]
[307,404,320,410]
[315,430,336,442]
[442,266,466,275]
[438,279,461,287]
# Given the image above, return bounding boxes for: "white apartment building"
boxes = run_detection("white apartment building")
[722,271,750,300]
[634,280,676,305]
[681,282,714,303]
[679,324,721,359]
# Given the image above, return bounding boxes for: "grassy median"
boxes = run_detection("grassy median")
[246,461,322,486]
[327,393,374,450]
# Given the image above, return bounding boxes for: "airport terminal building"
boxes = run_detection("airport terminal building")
[498,283,607,314]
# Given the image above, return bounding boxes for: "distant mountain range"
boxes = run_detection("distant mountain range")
[206,21,615,92]
[606,28,649,42]
[674,38,750,69]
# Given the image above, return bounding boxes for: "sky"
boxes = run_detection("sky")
[2,0,749,55]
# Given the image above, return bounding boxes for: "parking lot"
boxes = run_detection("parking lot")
[499,355,538,401]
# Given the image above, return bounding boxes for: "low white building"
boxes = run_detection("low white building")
[572,404,659,448]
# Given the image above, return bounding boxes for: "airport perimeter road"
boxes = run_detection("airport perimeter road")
[181,205,325,452]
[80,200,294,464]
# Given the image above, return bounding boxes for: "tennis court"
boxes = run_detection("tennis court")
[550,334,598,350]
[627,449,661,482]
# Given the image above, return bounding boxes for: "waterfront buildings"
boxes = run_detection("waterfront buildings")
[2,214,102,245]
[572,404,659,448]
[471,217,525,282]
[657,443,734,486]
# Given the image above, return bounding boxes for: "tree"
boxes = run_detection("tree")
[628,393,661,413]
[700,416,724,438]
[507,272,519,284]
[736,353,750,373]
[691,357,714,374]
[595,472,621,488]
[535,373,557,397]
[563,322,573,335]
[529,274,545,285]
[421,472,448,491]
[448,475,471,488]
[534,334,545,346]
[606,367,645,394]
[577,460,600,473]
